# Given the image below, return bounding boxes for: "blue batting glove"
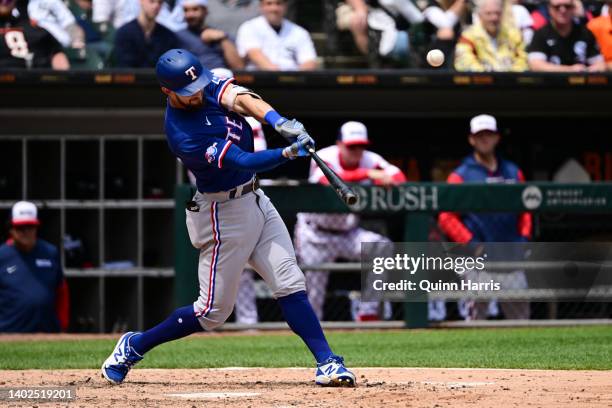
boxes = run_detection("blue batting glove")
[282,133,314,159]
[297,132,315,151]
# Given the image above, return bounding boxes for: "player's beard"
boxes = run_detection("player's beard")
[171,91,204,110]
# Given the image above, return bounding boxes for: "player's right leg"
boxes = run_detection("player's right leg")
[250,192,356,387]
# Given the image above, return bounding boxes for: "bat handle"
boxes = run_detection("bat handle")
[344,191,358,206]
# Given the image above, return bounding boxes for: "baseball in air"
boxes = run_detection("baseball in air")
[426,49,445,67]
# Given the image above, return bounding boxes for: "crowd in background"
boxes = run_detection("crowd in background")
[0,0,610,71]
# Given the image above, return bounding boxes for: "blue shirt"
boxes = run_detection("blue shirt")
[176,27,228,69]
[113,19,179,68]
[451,155,526,242]
[166,77,289,192]
[0,239,63,333]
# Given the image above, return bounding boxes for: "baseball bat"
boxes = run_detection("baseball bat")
[305,145,359,206]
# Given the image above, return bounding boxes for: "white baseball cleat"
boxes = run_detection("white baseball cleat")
[315,355,356,387]
[101,331,143,385]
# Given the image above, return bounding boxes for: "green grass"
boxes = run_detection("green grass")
[1,326,611,370]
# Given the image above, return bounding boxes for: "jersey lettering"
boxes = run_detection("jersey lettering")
[225,116,243,143]
[5,31,30,59]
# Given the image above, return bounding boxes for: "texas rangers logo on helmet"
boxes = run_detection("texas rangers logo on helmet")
[205,142,218,164]
[185,66,198,81]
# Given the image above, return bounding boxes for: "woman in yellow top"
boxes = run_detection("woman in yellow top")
[454,0,527,71]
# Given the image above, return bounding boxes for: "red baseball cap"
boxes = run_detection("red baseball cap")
[339,121,370,146]
[11,201,40,226]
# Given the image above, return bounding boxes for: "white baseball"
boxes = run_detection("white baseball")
[426,49,445,67]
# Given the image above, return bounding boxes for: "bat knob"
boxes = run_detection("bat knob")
[345,193,358,206]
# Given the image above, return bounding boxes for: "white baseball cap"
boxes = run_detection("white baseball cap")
[339,121,370,146]
[11,201,40,226]
[470,114,498,134]
[180,0,208,7]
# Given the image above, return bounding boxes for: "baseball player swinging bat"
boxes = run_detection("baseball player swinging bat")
[306,145,359,206]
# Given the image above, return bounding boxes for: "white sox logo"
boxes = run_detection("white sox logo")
[522,186,542,210]
[185,66,198,81]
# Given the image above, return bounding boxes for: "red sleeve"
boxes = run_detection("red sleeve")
[516,169,533,239]
[319,168,370,184]
[531,10,547,30]
[55,279,70,332]
[391,170,407,183]
[437,172,474,243]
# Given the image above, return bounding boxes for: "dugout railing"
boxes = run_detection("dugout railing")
[174,182,612,329]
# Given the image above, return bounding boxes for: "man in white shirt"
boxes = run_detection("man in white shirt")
[28,0,86,48]
[93,0,185,32]
[236,0,317,70]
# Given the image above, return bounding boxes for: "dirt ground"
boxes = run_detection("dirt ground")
[1,367,611,408]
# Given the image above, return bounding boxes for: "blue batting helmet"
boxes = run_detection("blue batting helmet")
[156,49,213,96]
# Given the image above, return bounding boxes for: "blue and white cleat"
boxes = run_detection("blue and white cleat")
[101,331,143,385]
[315,355,356,387]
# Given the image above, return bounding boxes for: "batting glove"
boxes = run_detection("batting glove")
[275,118,306,142]
[282,132,315,159]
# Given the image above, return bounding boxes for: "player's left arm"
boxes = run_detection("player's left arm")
[226,90,313,147]
[230,92,275,123]
[367,153,407,185]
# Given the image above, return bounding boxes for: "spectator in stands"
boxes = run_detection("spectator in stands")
[437,114,531,320]
[69,0,113,67]
[0,202,69,333]
[420,0,468,68]
[295,121,406,322]
[587,0,612,69]
[205,0,260,38]
[528,0,605,71]
[336,0,424,63]
[530,0,601,32]
[177,0,244,70]
[0,0,70,69]
[471,0,534,45]
[93,0,140,31]
[336,0,371,55]
[93,0,185,33]
[455,0,527,71]
[28,0,86,49]
[236,0,317,70]
[113,0,179,67]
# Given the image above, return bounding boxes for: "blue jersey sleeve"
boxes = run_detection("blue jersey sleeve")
[222,143,289,172]
[205,77,235,110]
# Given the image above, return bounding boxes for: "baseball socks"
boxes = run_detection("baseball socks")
[278,290,334,363]
[129,305,203,355]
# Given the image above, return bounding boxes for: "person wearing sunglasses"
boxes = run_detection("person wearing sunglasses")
[0,201,69,332]
[527,0,605,71]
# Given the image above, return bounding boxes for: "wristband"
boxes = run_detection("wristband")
[264,110,285,127]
